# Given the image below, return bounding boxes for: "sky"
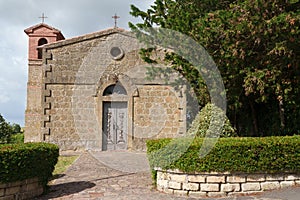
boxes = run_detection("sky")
[0,0,154,126]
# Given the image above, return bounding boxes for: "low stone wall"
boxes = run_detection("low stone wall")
[156,169,300,198]
[0,178,44,200]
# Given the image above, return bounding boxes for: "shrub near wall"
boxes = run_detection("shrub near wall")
[0,143,59,187]
[147,136,300,197]
[147,136,300,176]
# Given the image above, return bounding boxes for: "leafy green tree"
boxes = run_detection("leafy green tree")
[0,114,13,144]
[11,123,22,134]
[130,0,300,136]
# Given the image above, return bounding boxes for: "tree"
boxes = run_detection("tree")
[130,0,300,136]
[0,114,13,144]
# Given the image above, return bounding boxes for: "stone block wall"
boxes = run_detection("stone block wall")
[156,169,300,198]
[0,178,43,200]
[133,85,184,139]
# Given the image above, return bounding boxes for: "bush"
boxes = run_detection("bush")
[187,103,237,138]
[147,136,300,175]
[0,143,59,188]
[10,133,24,144]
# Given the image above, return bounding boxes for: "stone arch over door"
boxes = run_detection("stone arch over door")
[96,73,138,151]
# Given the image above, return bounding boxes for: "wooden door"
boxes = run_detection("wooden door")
[103,102,127,150]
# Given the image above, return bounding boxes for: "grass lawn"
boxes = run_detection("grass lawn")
[52,155,79,179]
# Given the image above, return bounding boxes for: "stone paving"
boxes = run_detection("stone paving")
[35,151,300,200]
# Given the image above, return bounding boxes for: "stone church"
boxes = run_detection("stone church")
[24,22,188,151]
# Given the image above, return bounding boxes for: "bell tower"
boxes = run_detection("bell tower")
[24,23,65,142]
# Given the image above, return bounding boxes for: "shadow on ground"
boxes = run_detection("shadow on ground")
[36,181,96,199]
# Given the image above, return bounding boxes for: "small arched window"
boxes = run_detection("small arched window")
[103,84,127,96]
[38,38,48,59]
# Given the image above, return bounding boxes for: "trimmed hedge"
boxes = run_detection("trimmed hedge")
[0,143,59,188]
[147,136,300,174]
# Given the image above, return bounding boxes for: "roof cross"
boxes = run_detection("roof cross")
[112,14,120,28]
[39,13,48,23]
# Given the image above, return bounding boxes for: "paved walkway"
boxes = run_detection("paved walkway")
[35,151,300,200]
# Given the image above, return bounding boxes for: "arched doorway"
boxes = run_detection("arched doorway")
[102,84,128,151]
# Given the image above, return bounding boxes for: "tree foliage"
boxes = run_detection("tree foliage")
[0,114,13,144]
[0,114,22,144]
[130,0,300,136]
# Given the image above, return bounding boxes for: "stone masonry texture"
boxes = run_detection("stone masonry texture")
[156,169,300,198]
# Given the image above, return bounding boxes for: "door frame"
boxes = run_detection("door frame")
[95,74,139,151]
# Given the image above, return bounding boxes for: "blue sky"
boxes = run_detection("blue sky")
[0,0,154,126]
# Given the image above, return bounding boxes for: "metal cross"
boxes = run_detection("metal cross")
[39,13,48,23]
[112,14,120,28]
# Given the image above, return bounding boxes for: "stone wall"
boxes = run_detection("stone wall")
[132,85,185,151]
[0,178,43,200]
[156,169,300,198]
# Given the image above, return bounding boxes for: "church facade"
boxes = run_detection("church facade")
[24,23,187,151]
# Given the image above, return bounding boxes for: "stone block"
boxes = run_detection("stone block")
[169,174,186,183]
[182,183,200,191]
[188,175,206,183]
[0,194,15,200]
[247,174,265,182]
[207,192,227,197]
[221,183,240,192]
[5,186,21,196]
[266,174,284,181]
[168,181,182,190]
[26,183,39,191]
[261,181,280,191]
[296,180,300,185]
[200,183,220,192]
[207,176,225,183]
[228,191,263,197]
[241,183,261,191]
[280,181,295,188]
[157,171,167,180]
[0,184,6,189]
[227,175,246,183]
[285,175,299,181]
[173,190,188,196]
[188,191,207,198]
[0,189,4,197]
[157,180,168,190]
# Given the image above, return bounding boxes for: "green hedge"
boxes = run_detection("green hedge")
[147,136,300,174]
[0,143,59,188]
